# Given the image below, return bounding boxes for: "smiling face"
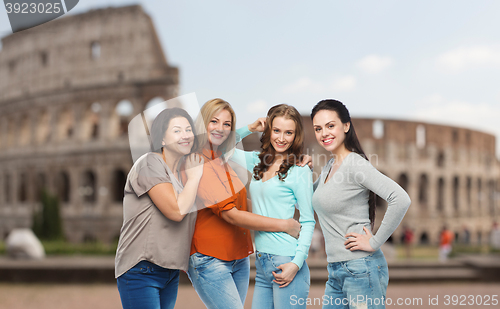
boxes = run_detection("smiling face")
[162,116,194,156]
[207,109,232,147]
[270,116,296,154]
[312,110,350,154]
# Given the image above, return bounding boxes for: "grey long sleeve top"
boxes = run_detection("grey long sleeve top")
[312,152,411,263]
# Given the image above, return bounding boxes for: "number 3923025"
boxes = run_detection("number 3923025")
[444,295,498,306]
[5,2,62,14]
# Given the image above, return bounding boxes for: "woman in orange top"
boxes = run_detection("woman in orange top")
[186,98,303,309]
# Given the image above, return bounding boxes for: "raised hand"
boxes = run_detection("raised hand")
[248,117,267,133]
[185,153,204,181]
[297,154,313,169]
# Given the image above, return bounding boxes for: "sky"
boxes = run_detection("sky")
[1,1,500,157]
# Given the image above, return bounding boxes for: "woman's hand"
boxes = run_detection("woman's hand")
[185,153,204,181]
[297,154,313,169]
[344,226,375,252]
[248,117,266,133]
[272,262,299,288]
[283,218,301,239]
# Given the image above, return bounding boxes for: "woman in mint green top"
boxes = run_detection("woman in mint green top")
[232,104,315,309]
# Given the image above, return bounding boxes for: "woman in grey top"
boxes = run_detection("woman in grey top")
[115,107,204,309]
[311,100,411,309]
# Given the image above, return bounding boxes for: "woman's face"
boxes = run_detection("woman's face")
[207,109,232,147]
[162,117,194,156]
[312,110,350,153]
[270,116,296,154]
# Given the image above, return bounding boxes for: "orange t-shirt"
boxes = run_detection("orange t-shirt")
[188,148,253,261]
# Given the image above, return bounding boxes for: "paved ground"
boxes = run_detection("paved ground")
[1,282,499,309]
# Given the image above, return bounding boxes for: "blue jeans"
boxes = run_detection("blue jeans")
[116,260,180,309]
[322,249,389,309]
[187,252,250,309]
[252,252,310,309]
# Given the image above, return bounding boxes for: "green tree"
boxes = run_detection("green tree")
[32,190,64,240]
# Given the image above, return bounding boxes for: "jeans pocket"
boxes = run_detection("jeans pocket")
[190,253,217,274]
[270,254,293,269]
[342,258,369,278]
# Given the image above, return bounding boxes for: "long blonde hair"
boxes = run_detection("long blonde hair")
[196,98,237,162]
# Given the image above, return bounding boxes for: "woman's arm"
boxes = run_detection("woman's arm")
[148,154,204,222]
[272,166,315,287]
[345,157,411,251]
[220,207,301,238]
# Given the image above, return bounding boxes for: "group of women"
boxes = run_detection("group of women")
[114,98,411,309]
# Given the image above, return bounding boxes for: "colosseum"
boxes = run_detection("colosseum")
[1,5,499,246]
[241,117,500,246]
[0,5,180,242]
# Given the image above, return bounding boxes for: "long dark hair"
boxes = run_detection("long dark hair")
[311,99,376,228]
[150,107,199,154]
[253,104,304,181]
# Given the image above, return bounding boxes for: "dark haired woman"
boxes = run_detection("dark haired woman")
[115,107,204,309]
[311,100,411,309]
[233,104,315,309]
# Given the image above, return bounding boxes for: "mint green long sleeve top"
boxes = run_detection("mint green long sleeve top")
[231,127,316,269]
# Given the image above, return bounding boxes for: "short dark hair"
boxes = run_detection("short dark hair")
[150,107,199,153]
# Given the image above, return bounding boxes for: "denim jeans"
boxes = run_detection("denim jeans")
[252,252,310,309]
[322,249,389,309]
[187,252,250,309]
[116,260,180,309]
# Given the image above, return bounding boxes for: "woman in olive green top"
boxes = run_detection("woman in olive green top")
[115,107,204,309]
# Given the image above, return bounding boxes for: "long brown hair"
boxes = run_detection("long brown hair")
[311,99,376,228]
[253,104,304,181]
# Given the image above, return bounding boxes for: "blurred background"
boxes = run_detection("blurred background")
[0,1,499,308]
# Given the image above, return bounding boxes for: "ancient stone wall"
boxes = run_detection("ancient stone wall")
[0,5,179,243]
[242,117,500,246]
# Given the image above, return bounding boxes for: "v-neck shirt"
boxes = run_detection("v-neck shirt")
[312,152,411,263]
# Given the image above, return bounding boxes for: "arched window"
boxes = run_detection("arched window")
[437,151,445,168]
[4,173,11,203]
[453,176,460,212]
[81,170,96,203]
[115,100,134,137]
[489,180,495,215]
[35,173,46,202]
[57,172,70,203]
[418,174,428,207]
[398,173,409,191]
[437,177,445,213]
[112,169,127,202]
[18,172,28,202]
[477,178,482,210]
[419,232,429,245]
[466,177,472,215]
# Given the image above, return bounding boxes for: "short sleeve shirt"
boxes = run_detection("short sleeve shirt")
[115,152,196,278]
